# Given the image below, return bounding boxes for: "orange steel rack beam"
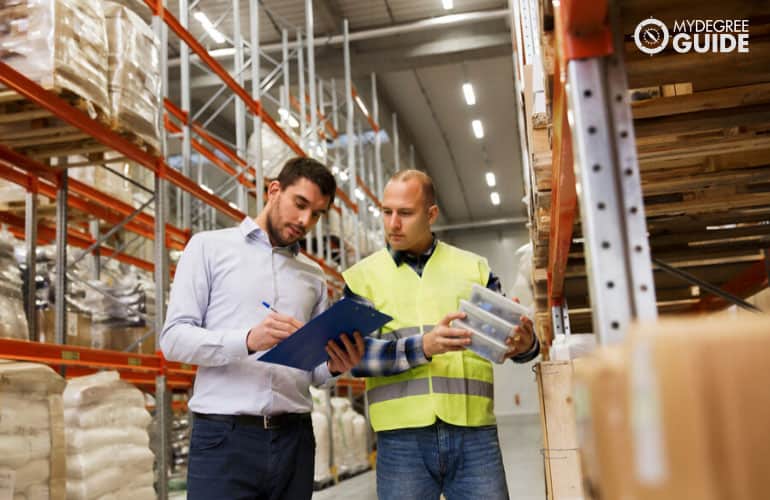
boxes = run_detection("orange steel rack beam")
[0,338,195,390]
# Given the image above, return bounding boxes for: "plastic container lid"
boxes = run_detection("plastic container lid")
[469,284,530,325]
[458,300,516,343]
[451,318,508,364]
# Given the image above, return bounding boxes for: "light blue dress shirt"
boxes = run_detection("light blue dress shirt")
[160,218,333,415]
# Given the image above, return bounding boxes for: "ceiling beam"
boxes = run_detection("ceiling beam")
[183,31,512,89]
[433,217,528,233]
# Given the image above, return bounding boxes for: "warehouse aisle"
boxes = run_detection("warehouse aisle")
[312,414,545,500]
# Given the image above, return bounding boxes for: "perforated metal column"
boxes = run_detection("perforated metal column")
[566,55,657,344]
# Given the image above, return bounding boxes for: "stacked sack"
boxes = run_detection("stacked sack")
[104,2,161,152]
[63,371,155,500]
[0,361,66,500]
[0,227,27,340]
[309,386,332,484]
[0,0,110,118]
[329,397,368,475]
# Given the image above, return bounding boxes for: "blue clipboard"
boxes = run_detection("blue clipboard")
[258,297,392,371]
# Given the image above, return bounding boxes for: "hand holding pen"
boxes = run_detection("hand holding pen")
[246,302,305,352]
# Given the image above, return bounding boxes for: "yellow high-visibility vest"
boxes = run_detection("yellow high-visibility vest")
[342,241,496,432]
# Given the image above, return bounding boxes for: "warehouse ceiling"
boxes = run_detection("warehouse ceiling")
[164,0,525,225]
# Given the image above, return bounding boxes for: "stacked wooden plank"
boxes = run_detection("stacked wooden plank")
[527,0,770,336]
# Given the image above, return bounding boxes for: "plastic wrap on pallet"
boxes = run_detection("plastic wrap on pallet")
[0,0,110,118]
[330,397,369,474]
[63,372,154,500]
[247,127,296,181]
[104,2,161,153]
[0,361,67,499]
[0,227,28,340]
[309,387,332,483]
[68,159,134,205]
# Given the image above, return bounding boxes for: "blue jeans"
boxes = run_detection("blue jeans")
[376,420,509,500]
[187,416,315,500]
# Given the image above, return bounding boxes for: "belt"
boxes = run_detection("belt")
[193,412,311,430]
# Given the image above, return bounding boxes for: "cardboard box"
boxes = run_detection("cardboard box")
[627,314,770,500]
[573,349,635,500]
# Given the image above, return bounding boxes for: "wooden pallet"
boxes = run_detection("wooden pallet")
[0,87,159,160]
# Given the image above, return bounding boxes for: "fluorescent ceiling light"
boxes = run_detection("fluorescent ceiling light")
[194,12,226,44]
[472,119,484,139]
[373,208,381,217]
[442,0,454,10]
[339,170,349,181]
[355,95,369,116]
[490,191,500,205]
[485,172,496,187]
[331,165,340,175]
[462,83,476,106]
[354,188,365,200]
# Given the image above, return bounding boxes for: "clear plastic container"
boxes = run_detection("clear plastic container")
[453,300,517,363]
[452,319,507,364]
[469,284,530,325]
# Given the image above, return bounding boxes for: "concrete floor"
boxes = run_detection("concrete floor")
[313,414,546,500]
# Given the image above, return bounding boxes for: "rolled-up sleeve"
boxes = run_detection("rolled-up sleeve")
[160,235,251,367]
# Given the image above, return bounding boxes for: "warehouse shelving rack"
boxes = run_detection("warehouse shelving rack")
[511,0,770,349]
[0,0,399,496]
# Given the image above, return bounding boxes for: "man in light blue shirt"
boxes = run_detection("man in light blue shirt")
[161,157,365,500]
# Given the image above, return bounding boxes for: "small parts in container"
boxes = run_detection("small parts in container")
[469,284,530,325]
[452,300,516,364]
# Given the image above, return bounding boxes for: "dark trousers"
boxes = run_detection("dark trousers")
[187,415,315,500]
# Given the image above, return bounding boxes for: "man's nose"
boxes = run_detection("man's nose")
[298,210,311,227]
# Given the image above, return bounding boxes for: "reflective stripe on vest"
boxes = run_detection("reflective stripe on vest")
[432,377,494,399]
[367,376,494,404]
[367,378,429,404]
[378,325,435,341]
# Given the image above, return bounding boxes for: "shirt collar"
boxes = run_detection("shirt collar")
[239,218,300,256]
[388,234,438,266]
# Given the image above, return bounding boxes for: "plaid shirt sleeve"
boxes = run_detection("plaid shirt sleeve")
[344,286,429,377]
[351,335,429,377]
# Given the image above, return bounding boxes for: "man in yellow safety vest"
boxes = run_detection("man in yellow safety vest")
[334,169,539,500]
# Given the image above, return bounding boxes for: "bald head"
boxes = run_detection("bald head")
[387,169,436,208]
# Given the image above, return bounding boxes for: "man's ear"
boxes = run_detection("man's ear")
[266,180,282,202]
[427,204,439,225]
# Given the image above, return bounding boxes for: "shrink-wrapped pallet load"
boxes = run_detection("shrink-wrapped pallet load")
[309,387,332,484]
[329,397,368,475]
[0,361,66,500]
[0,228,27,340]
[63,371,155,500]
[0,0,110,118]
[104,2,161,153]
[247,128,296,181]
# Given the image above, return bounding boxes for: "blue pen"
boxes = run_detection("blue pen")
[262,301,278,313]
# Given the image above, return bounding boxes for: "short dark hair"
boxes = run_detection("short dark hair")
[276,157,336,206]
[390,169,435,207]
